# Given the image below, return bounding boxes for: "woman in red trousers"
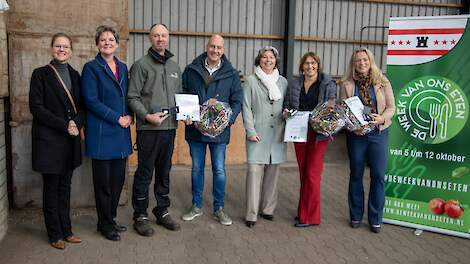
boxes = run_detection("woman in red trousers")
[283,52,337,227]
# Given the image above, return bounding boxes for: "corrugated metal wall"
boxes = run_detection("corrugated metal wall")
[294,0,462,77]
[128,0,463,77]
[128,0,286,75]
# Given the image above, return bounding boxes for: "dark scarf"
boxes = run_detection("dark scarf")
[148,48,174,64]
[356,73,376,114]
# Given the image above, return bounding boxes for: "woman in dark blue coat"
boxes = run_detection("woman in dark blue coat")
[81,25,132,241]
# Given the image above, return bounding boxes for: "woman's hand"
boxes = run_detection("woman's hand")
[67,120,79,136]
[119,115,132,128]
[184,117,193,125]
[282,108,290,120]
[247,135,261,142]
[369,113,385,125]
[353,130,367,136]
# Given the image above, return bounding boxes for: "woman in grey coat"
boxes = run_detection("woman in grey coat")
[242,46,288,228]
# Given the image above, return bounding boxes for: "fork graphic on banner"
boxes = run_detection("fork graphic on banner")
[429,103,440,139]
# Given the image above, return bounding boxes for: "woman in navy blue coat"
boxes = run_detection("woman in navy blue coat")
[81,25,132,241]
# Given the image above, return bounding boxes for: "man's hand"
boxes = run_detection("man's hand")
[145,112,169,126]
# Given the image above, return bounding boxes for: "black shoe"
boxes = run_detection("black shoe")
[350,220,361,228]
[156,213,181,231]
[114,224,127,232]
[134,216,154,237]
[294,223,317,228]
[370,224,381,233]
[260,214,274,221]
[102,230,121,241]
[245,220,256,228]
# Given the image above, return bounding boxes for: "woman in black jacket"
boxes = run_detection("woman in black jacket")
[29,33,85,249]
[283,52,337,227]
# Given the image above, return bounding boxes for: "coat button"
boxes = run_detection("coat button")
[270,125,274,128]
[270,102,273,105]
[270,114,274,117]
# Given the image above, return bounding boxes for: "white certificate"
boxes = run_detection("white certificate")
[344,96,368,125]
[284,111,310,142]
[175,94,201,121]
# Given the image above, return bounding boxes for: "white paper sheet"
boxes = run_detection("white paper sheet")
[284,111,310,142]
[344,96,368,125]
[175,94,200,121]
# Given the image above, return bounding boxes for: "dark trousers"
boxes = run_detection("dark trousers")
[42,171,73,242]
[92,158,126,233]
[132,130,175,219]
[346,129,388,225]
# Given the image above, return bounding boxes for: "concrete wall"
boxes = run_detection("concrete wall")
[0,12,8,241]
[7,0,129,208]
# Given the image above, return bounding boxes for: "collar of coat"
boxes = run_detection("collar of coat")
[94,53,126,87]
[186,52,238,81]
[148,48,174,64]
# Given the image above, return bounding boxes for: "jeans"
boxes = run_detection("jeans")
[188,140,227,211]
[346,129,388,225]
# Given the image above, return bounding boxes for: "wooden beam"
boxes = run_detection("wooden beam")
[357,0,463,8]
[130,29,387,46]
[295,36,387,46]
[129,29,284,40]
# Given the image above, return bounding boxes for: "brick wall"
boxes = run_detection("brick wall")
[0,101,7,241]
[0,11,8,241]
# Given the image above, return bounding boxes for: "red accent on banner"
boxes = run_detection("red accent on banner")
[387,50,448,56]
[388,28,465,35]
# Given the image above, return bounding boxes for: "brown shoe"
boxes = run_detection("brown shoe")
[65,235,82,243]
[51,240,66,250]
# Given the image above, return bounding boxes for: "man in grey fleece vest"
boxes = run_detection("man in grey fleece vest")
[127,23,182,236]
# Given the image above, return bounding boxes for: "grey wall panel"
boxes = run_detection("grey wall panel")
[129,0,463,77]
[129,0,285,76]
[293,0,462,77]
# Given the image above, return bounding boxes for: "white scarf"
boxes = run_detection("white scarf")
[254,66,282,101]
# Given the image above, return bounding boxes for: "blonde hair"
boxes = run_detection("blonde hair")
[341,47,388,86]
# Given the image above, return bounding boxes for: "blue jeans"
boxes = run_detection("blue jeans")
[346,129,388,225]
[188,140,227,211]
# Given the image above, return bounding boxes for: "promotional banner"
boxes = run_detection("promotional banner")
[385,15,470,238]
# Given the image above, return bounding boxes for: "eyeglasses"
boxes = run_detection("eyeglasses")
[303,61,318,65]
[53,45,71,50]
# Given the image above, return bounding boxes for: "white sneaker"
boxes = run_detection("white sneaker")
[213,208,232,226]
[182,204,203,221]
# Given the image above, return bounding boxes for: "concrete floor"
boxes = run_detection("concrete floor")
[1,135,469,264]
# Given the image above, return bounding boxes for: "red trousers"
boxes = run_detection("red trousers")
[294,130,329,225]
